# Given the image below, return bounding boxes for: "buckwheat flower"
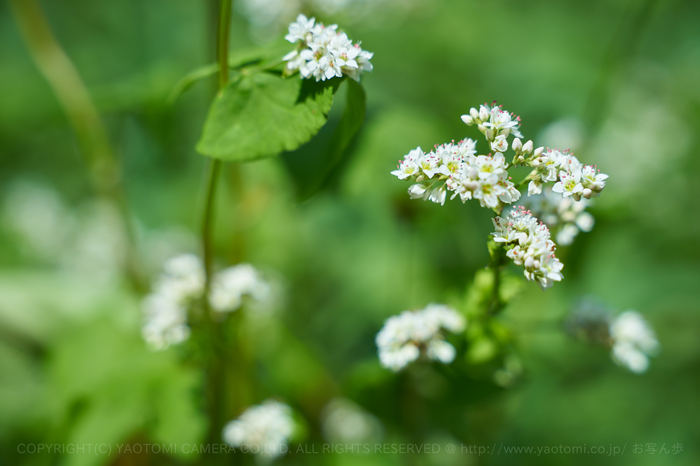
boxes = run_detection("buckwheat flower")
[223,400,294,459]
[609,311,658,373]
[283,15,373,82]
[519,187,595,246]
[528,149,608,201]
[390,147,423,180]
[321,398,383,443]
[493,207,563,288]
[209,263,271,313]
[142,254,205,349]
[376,304,466,371]
[461,103,522,140]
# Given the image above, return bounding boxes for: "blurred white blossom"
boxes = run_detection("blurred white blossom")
[209,263,271,313]
[376,304,465,371]
[142,256,271,349]
[610,311,658,374]
[492,207,563,288]
[223,400,294,459]
[283,14,373,81]
[142,254,204,350]
[519,187,595,246]
[321,398,383,443]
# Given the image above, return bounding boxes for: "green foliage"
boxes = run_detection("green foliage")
[196,72,342,162]
[282,78,367,197]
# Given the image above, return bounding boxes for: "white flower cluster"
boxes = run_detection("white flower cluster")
[376,304,465,371]
[321,398,383,443]
[519,187,595,246]
[142,255,270,350]
[223,400,294,459]
[609,311,658,374]
[460,103,523,142]
[142,254,204,350]
[390,141,520,209]
[525,149,608,200]
[283,14,373,82]
[492,207,564,288]
[209,264,271,313]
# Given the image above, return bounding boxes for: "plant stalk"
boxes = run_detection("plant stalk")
[201,0,232,452]
[8,0,144,291]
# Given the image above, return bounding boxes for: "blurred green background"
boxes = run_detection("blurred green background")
[1,0,699,465]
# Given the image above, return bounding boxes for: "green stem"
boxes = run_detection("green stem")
[201,0,232,452]
[9,0,144,291]
[487,242,506,316]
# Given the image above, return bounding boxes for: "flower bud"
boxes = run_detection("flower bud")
[485,128,494,140]
[582,188,593,199]
[479,106,489,121]
[512,138,522,152]
[460,114,473,125]
[533,146,544,157]
[522,140,533,154]
[408,183,427,199]
[470,107,479,119]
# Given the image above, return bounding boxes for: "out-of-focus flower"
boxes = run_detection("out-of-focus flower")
[142,256,271,349]
[2,180,74,258]
[321,398,383,443]
[492,207,563,288]
[610,311,658,374]
[376,304,465,371]
[519,187,595,246]
[209,263,271,313]
[142,254,204,350]
[283,14,373,81]
[223,400,294,459]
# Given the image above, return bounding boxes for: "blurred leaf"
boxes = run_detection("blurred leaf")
[196,73,340,162]
[168,41,290,104]
[282,78,367,198]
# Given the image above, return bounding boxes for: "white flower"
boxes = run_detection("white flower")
[390,147,422,179]
[490,135,508,153]
[518,187,595,246]
[223,400,294,459]
[284,14,315,43]
[376,304,465,371]
[462,103,523,139]
[321,398,383,443]
[209,263,270,313]
[530,149,608,201]
[141,254,204,350]
[142,255,271,349]
[493,207,564,288]
[284,15,372,82]
[609,311,658,373]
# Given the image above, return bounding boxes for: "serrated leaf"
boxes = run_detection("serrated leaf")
[281,78,367,197]
[196,73,340,162]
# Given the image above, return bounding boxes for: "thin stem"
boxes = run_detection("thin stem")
[201,0,232,452]
[487,242,506,316]
[9,0,144,290]
[201,159,222,293]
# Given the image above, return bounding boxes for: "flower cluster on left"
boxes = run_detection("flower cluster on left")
[142,254,271,350]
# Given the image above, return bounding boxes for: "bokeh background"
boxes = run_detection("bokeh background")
[1,0,699,465]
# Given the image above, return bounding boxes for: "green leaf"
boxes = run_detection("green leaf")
[281,78,367,197]
[168,41,290,103]
[196,73,340,162]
